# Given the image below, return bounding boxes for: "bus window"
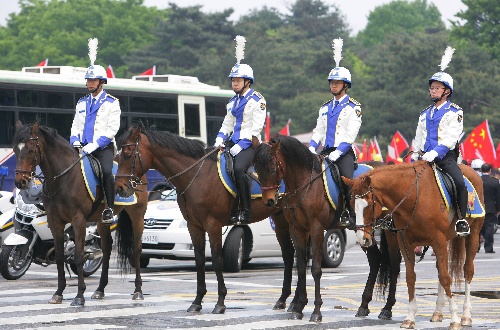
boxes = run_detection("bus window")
[0,111,15,146]
[130,116,178,134]
[18,112,73,140]
[43,91,74,109]
[0,89,15,106]
[206,99,227,117]
[130,96,177,114]
[184,103,201,136]
[17,90,39,107]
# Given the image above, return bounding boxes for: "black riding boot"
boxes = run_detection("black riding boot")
[340,189,356,230]
[237,177,251,225]
[455,186,470,236]
[101,177,115,225]
[229,197,239,223]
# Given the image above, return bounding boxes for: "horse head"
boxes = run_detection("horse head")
[343,174,383,248]
[13,122,43,190]
[252,137,284,207]
[116,124,151,197]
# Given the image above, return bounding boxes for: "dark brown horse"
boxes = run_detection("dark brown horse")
[114,124,296,314]
[344,161,484,329]
[12,122,148,306]
[252,135,401,322]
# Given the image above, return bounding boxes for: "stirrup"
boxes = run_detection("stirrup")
[455,219,470,237]
[101,208,114,225]
[339,211,356,230]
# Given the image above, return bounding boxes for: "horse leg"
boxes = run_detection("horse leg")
[309,228,324,322]
[48,220,67,304]
[289,231,309,320]
[399,241,418,329]
[69,217,88,306]
[186,224,208,312]
[430,283,446,322]
[207,227,227,314]
[356,244,380,318]
[272,213,295,310]
[461,220,480,327]
[379,231,401,320]
[91,223,112,300]
[130,208,145,300]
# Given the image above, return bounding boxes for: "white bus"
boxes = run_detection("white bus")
[0,66,233,191]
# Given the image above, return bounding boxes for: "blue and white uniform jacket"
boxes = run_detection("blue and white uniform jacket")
[309,94,362,154]
[70,90,121,152]
[217,89,266,150]
[413,101,463,159]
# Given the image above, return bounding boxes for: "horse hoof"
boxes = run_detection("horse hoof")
[187,304,202,312]
[132,291,144,300]
[355,307,370,317]
[378,309,392,320]
[449,322,462,330]
[289,311,303,320]
[91,291,105,299]
[461,316,472,327]
[287,302,296,313]
[211,304,226,314]
[309,313,322,323]
[273,300,286,310]
[401,319,415,329]
[431,312,444,322]
[70,297,85,306]
[49,295,63,304]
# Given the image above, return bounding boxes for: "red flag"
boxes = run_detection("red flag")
[495,143,500,168]
[279,119,291,136]
[36,58,48,67]
[462,120,496,164]
[367,139,375,161]
[390,131,409,157]
[106,65,115,78]
[139,65,156,76]
[353,144,361,159]
[372,136,383,162]
[359,139,368,162]
[264,112,271,142]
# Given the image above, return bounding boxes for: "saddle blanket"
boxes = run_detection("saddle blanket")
[217,151,285,198]
[80,157,136,205]
[322,161,373,209]
[433,166,484,218]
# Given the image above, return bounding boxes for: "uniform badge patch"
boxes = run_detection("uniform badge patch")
[458,114,463,123]
[260,103,266,111]
[356,109,362,117]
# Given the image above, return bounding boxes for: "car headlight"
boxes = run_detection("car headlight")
[179,220,188,228]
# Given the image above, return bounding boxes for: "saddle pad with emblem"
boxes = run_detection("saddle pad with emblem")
[323,162,373,209]
[80,157,137,205]
[217,151,285,198]
[433,167,484,218]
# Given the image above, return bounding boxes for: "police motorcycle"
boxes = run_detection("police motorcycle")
[0,181,103,280]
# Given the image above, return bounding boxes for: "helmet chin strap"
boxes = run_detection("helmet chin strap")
[431,90,450,103]
[235,79,251,95]
[332,83,348,96]
[88,80,105,95]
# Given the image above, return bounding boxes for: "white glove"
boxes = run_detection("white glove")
[308,146,317,154]
[230,144,243,156]
[328,149,343,162]
[422,150,439,162]
[82,142,99,154]
[410,153,419,161]
[72,141,82,148]
[214,137,225,148]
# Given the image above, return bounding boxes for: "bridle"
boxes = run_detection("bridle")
[14,136,42,182]
[259,154,285,195]
[115,134,148,191]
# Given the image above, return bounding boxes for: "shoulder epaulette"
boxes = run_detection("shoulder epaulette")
[321,98,334,107]
[349,97,361,106]
[77,96,86,104]
[450,102,462,110]
[252,91,263,99]
[420,104,433,114]
[106,94,118,102]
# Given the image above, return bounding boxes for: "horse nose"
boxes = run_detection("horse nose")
[363,237,372,247]
[265,199,275,207]
[15,178,28,190]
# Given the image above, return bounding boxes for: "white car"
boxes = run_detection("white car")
[0,191,15,247]
[138,187,357,272]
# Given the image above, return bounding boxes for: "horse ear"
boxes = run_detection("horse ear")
[31,121,40,135]
[15,119,22,130]
[362,176,371,186]
[251,136,260,149]
[130,125,141,140]
[270,139,281,156]
[342,176,354,187]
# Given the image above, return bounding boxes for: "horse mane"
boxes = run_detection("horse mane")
[269,134,321,173]
[118,124,214,160]
[13,123,66,148]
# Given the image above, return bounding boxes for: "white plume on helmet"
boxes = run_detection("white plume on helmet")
[228,35,254,83]
[328,37,351,87]
[85,37,107,82]
[429,46,455,93]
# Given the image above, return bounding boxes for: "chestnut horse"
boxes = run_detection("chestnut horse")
[12,122,148,305]
[344,161,485,329]
[252,135,401,322]
[114,124,296,314]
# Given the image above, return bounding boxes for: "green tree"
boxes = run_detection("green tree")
[0,0,166,77]
[356,0,445,48]
[450,0,500,58]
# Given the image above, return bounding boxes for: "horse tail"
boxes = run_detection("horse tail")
[376,230,392,296]
[448,236,465,287]
[115,209,134,275]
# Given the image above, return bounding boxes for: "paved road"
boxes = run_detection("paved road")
[0,234,499,329]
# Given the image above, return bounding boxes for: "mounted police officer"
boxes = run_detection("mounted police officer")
[70,38,121,224]
[309,38,362,230]
[411,46,469,236]
[214,36,266,225]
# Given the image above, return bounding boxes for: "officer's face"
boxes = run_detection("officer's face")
[329,80,345,94]
[86,78,101,92]
[231,77,245,92]
[429,82,447,98]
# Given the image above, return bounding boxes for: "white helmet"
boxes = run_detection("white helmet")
[228,63,254,83]
[471,158,485,170]
[429,71,453,94]
[328,66,352,87]
[85,65,107,83]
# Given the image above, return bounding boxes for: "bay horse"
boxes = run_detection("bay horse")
[252,135,401,322]
[12,122,148,306]
[344,161,485,329]
[114,124,296,314]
